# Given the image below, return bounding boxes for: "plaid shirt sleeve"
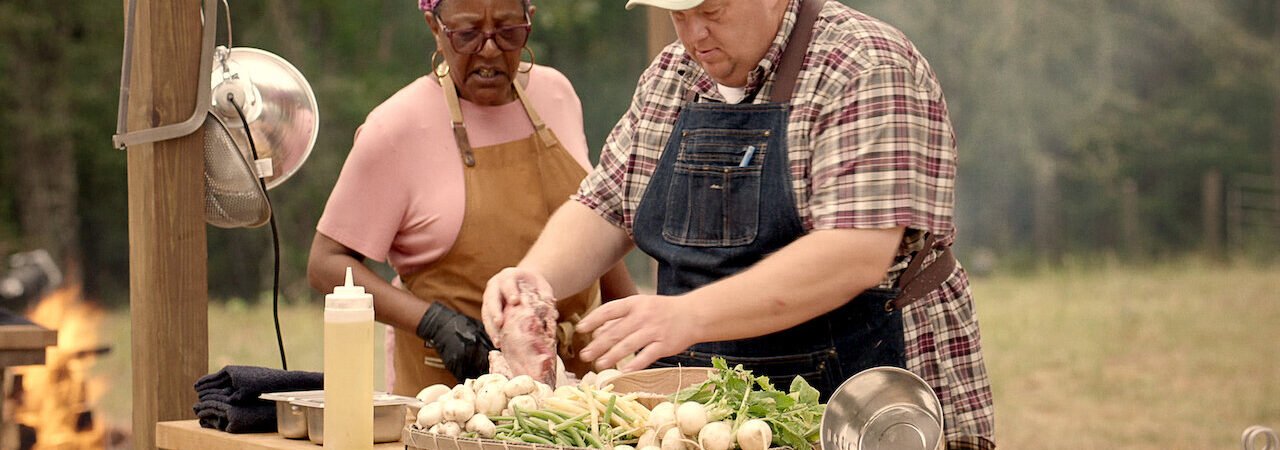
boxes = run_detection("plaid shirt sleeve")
[572,50,684,233]
[808,62,957,236]
[571,78,645,230]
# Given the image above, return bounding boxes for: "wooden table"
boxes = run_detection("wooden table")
[156,420,404,449]
[1,311,58,448]
[0,310,58,368]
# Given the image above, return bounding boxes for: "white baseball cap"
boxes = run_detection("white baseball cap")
[624,0,705,10]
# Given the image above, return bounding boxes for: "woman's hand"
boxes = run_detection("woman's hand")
[481,267,555,347]
[574,294,702,372]
[417,302,496,381]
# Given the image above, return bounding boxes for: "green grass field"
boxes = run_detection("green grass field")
[86,258,1280,449]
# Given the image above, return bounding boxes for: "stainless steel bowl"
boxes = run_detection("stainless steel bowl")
[821,367,943,450]
[259,390,325,439]
[292,393,413,445]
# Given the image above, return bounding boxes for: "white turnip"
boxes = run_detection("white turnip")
[676,402,707,436]
[698,421,734,450]
[649,402,677,434]
[737,419,772,450]
[661,426,687,450]
[638,429,660,449]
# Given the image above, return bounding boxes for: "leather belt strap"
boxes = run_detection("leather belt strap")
[890,234,957,310]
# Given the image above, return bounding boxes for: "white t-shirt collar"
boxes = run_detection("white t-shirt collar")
[716,83,747,104]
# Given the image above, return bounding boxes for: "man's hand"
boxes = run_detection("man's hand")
[481,267,555,347]
[574,294,701,372]
[417,302,495,382]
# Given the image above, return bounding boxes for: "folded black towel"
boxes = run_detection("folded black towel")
[196,392,232,404]
[194,365,323,403]
[195,386,233,399]
[192,365,323,433]
[194,399,276,433]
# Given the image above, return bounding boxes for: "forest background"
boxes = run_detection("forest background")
[3,1,1280,448]
[2,0,1279,306]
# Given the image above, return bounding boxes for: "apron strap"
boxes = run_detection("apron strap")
[513,81,561,150]
[770,0,826,104]
[439,72,477,167]
[439,70,556,166]
[890,234,957,310]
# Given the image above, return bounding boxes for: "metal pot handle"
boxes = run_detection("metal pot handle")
[1243,425,1279,450]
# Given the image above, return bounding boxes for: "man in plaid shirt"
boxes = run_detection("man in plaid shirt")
[483,0,994,447]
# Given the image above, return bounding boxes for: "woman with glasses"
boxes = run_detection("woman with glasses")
[308,0,636,395]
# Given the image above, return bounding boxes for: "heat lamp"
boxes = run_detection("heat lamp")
[112,0,318,369]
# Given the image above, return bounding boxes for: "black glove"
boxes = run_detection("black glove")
[416,302,495,381]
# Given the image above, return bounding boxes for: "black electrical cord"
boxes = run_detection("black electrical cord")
[229,96,288,371]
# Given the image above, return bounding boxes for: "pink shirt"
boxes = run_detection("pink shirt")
[317,66,591,275]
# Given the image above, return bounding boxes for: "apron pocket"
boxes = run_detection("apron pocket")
[662,129,770,247]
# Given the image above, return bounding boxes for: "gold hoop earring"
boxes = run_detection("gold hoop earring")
[518,46,534,73]
[431,49,450,77]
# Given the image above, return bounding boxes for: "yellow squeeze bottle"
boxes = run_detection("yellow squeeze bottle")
[324,267,374,449]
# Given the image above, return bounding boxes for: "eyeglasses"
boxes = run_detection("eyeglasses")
[439,16,532,55]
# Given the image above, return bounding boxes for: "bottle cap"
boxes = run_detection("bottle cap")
[326,267,372,310]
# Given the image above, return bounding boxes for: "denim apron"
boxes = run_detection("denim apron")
[631,0,905,400]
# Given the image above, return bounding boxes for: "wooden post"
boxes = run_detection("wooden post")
[646,7,676,62]
[1273,1,1280,236]
[1031,154,1061,263]
[1202,170,1223,259]
[123,0,209,448]
[1120,178,1140,258]
[644,7,675,288]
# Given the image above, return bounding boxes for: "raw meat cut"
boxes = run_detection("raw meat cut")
[489,281,558,385]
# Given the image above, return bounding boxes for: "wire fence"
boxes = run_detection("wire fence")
[1226,173,1280,254]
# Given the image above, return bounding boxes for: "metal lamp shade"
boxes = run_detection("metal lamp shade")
[209,46,318,190]
[202,46,318,228]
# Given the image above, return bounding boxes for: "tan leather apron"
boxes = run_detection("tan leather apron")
[391,73,601,395]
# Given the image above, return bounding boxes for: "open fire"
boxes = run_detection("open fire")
[8,285,106,449]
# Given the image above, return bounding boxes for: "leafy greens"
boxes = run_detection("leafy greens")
[671,358,825,450]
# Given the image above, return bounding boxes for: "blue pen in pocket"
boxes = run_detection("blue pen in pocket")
[738,145,757,167]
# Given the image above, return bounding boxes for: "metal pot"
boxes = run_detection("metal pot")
[821,367,943,450]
